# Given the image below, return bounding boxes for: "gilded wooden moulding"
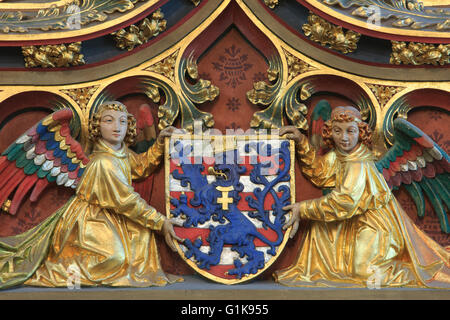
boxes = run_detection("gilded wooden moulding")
[390,41,450,65]
[302,12,360,54]
[22,42,85,68]
[112,9,167,51]
[0,0,149,34]
[315,0,450,32]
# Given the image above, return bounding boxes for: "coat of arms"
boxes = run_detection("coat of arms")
[165,134,294,284]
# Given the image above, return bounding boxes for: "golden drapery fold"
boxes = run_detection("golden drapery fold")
[274,138,449,288]
[0,139,182,288]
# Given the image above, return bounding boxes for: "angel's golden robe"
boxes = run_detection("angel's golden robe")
[274,138,450,288]
[0,139,181,288]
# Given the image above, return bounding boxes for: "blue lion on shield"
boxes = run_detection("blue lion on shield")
[170,140,292,279]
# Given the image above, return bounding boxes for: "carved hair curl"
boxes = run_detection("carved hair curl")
[88,101,137,145]
[322,112,372,149]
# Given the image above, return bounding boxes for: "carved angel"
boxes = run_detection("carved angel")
[276,101,449,288]
[0,101,184,289]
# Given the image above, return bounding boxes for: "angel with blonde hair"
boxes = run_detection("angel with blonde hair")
[0,101,183,288]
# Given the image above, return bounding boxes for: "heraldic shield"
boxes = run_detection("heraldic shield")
[165,134,295,284]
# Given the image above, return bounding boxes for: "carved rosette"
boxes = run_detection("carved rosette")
[390,41,450,65]
[302,13,360,54]
[111,9,167,51]
[22,42,85,68]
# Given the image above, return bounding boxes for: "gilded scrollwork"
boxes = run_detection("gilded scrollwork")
[177,54,217,130]
[183,54,220,105]
[22,42,85,68]
[141,52,218,131]
[382,96,412,145]
[302,13,360,54]
[112,9,167,51]
[390,41,450,65]
[247,55,313,130]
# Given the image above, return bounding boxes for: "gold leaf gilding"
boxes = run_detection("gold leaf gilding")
[390,41,450,65]
[22,42,85,68]
[112,9,166,51]
[302,13,360,54]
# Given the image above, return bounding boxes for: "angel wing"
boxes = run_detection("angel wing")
[130,104,157,202]
[309,99,331,153]
[308,100,332,195]
[375,118,450,233]
[0,109,89,215]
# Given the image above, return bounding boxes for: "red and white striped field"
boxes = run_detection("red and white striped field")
[167,144,293,282]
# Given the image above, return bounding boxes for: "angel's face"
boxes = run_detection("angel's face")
[99,109,128,150]
[331,121,360,154]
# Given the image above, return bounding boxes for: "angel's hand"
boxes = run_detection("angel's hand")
[282,203,302,239]
[157,126,183,145]
[279,126,306,145]
[161,218,185,252]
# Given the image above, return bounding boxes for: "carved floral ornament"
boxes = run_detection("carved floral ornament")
[20,7,168,68]
[111,9,167,51]
[367,84,404,108]
[144,51,179,81]
[263,0,280,9]
[390,41,450,65]
[302,13,361,54]
[22,42,85,68]
[284,49,317,82]
[61,85,100,112]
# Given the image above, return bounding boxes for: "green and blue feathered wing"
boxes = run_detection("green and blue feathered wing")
[375,118,449,233]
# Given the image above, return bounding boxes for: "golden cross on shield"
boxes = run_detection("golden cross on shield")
[216,186,234,210]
